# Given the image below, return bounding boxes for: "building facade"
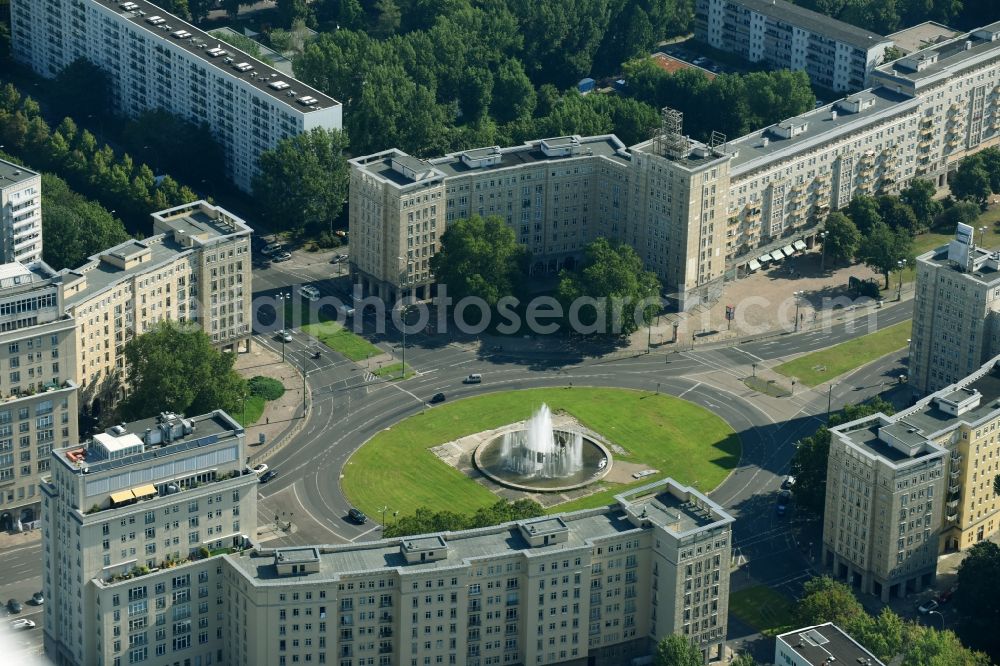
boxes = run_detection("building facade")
[43,409,257,666]
[9,0,342,192]
[909,229,1000,395]
[59,200,252,412]
[694,0,892,92]
[775,623,886,666]
[0,261,78,532]
[350,21,1000,310]
[822,409,947,601]
[0,158,42,265]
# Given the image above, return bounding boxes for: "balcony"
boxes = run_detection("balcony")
[946,499,959,510]
[950,467,960,479]
[946,512,959,524]
[949,483,960,494]
[951,453,962,465]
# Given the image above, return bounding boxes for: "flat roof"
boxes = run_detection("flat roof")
[778,623,886,666]
[276,547,319,563]
[0,157,38,189]
[728,86,917,175]
[916,245,1000,284]
[875,24,1000,84]
[731,0,889,49]
[158,209,249,241]
[91,0,339,110]
[886,21,960,55]
[94,432,144,453]
[651,53,716,78]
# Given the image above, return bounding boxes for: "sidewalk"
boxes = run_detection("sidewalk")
[233,342,309,462]
[0,525,40,552]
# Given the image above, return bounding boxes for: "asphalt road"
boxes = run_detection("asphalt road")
[0,542,44,659]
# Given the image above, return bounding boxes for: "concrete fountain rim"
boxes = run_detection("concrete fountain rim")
[472,424,615,493]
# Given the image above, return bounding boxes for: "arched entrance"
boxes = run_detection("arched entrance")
[0,512,11,532]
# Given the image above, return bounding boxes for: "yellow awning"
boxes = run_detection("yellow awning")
[132,484,157,498]
[110,490,134,504]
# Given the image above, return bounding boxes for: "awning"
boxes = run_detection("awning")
[132,484,157,498]
[793,239,807,251]
[782,244,795,256]
[768,251,783,261]
[748,259,761,271]
[758,254,771,263]
[110,490,134,504]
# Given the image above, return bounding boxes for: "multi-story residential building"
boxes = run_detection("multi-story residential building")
[351,21,1000,309]
[226,479,734,666]
[0,261,78,532]
[822,406,947,601]
[43,409,257,666]
[775,623,886,666]
[59,200,252,412]
[0,157,43,264]
[9,0,342,192]
[909,228,1000,394]
[695,0,893,92]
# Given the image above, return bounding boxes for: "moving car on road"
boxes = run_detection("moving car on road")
[430,393,446,404]
[6,599,22,613]
[252,464,268,475]
[277,330,292,343]
[348,508,368,524]
[463,374,483,384]
[259,470,277,484]
[299,285,320,302]
[10,618,34,629]
[30,592,43,605]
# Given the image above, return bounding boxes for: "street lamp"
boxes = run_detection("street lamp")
[793,290,804,332]
[819,230,829,272]
[928,610,945,630]
[399,303,416,380]
[896,259,906,301]
[378,505,390,527]
[978,225,988,248]
[276,292,291,361]
[827,383,837,422]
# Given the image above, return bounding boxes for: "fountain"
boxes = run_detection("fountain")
[473,404,612,492]
[499,404,583,478]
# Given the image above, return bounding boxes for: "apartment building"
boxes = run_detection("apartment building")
[0,261,78,532]
[822,408,947,601]
[9,0,342,192]
[59,200,252,412]
[775,623,886,666]
[42,409,257,666]
[909,227,1000,394]
[351,21,1000,309]
[695,0,892,92]
[0,158,43,264]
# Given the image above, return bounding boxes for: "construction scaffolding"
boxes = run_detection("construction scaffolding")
[651,106,690,160]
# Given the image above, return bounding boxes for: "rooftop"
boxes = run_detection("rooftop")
[777,623,886,666]
[874,22,1000,86]
[886,21,960,55]
[91,0,339,111]
[727,86,917,175]
[617,480,734,535]
[730,0,889,50]
[916,244,1000,285]
[0,157,38,189]
[0,261,59,290]
[152,201,253,243]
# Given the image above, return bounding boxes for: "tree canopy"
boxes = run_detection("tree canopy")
[822,212,861,267]
[954,541,1000,661]
[557,238,661,336]
[40,173,130,270]
[382,499,543,538]
[429,214,530,305]
[858,221,913,289]
[119,322,246,422]
[654,634,703,666]
[252,128,351,234]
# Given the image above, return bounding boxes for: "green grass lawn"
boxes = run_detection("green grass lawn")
[341,387,740,520]
[729,586,798,637]
[774,320,912,387]
[302,319,382,362]
[234,395,266,427]
[372,362,415,380]
[894,206,1000,287]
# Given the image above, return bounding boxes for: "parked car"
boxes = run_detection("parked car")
[348,508,368,524]
[6,599,22,613]
[252,464,268,475]
[9,618,34,629]
[430,393,446,404]
[259,470,277,484]
[30,592,43,606]
[330,255,342,264]
[936,585,958,604]
[277,330,292,343]
[781,475,796,490]
[261,242,284,256]
[336,305,355,318]
[299,285,320,302]
[273,251,292,262]
[777,489,792,505]
[918,599,939,614]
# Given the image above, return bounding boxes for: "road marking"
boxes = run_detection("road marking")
[291,482,350,542]
[677,382,702,398]
[350,525,381,542]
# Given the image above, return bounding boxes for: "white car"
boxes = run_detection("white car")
[10,618,35,629]
[277,330,292,343]
[299,285,320,302]
[252,464,268,475]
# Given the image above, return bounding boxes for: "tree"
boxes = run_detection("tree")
[655,634,703,666]
[849,607,905,662]
[730,654,758,666]
[934,200,981,233]
[210,30,263,59]
[797,577,866,628]
[847,195,883,235]
[382,499,544,537]
[883,44,904,62]
[878,195,919,235]
[858,221,913,289]
[119,322,246,421]
[901,624,992,666]
[276,0,311,28]
[994,473,1000,496]
[40,173,130,270]
[429,215,530,305]
[188,0,215,22]
[491,60,536,122]
[373,0,402,37]
[822,212,861,266]
[252,128,350,234]
[954,541,1000,660]
[950,154,992,207]
[977,146,1000,193]
[557,239,661,336]
[901,178,942,229]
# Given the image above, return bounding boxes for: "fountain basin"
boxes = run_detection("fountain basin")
[473,429,613,493]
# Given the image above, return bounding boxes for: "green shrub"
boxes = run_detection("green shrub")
[248,375,285,401]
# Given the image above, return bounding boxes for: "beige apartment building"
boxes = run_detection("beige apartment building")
[350,21,1000,309]
[824,354,1000,600]
[59,201,252,413]
[0,261,78,531]
[43,409,258,666]
[0,157,43,264]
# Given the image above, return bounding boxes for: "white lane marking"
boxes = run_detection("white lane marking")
[677,382,702,398]
[350,526,381,542]
[290,482,350,542]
